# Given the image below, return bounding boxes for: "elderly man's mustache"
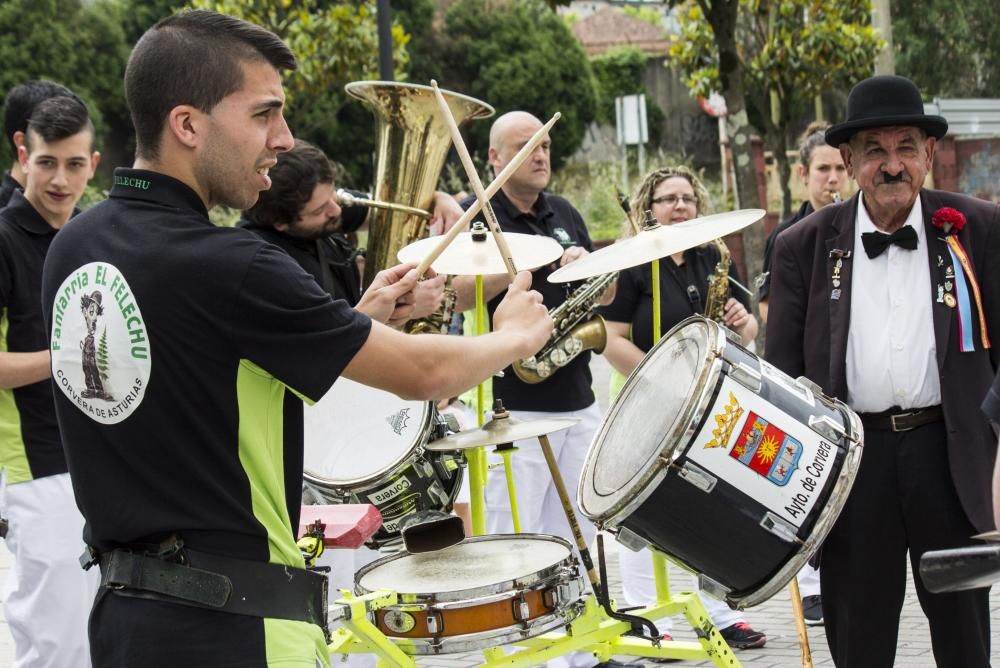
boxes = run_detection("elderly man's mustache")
[879,171,910,184]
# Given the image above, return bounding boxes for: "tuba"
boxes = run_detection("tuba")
[345,82,494,290]
[703,238,731,323]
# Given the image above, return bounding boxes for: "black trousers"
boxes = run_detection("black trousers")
[821,420,991,667]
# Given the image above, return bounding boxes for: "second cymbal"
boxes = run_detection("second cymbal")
[547,209,765,283]
[399,230,563,277]
[425,415,579,451]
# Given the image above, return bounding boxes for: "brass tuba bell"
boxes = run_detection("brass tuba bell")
[345,81,494,287]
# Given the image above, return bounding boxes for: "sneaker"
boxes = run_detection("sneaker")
[802,595,824,626]
[719,622,767,649]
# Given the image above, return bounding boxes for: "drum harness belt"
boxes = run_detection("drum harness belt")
[81,534,329,638]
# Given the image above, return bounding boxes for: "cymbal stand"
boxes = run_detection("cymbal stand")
[468,273,488,536]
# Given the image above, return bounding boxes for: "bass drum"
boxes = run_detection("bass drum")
[302,377,464,549]
[354,534,586,654]
[579,316,863,608]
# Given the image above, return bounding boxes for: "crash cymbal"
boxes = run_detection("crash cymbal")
[546,209,765,283]
[398,230,563,276]
[424,414,579,451]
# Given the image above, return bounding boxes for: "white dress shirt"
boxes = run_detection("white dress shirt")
[846,194,941,412]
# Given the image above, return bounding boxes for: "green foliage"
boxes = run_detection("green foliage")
[0,0,130,167]
[591,48,649,125]
[894,0,1000,97]
[670,0,882,106]
[191,0,411,185]
[437,0,598,171]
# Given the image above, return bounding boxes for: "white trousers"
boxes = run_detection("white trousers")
[617,541,745,633]
[2,472,97,668]
[797,561,821,598]
[484,403,601,549]
[485,402,601,668]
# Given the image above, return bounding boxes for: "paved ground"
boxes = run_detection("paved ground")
[0,355,998,665]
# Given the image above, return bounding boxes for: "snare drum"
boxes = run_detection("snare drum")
[354,534,586,654]
[579,316,862,608]
[302,377,464,549]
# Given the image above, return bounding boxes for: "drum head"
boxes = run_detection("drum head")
[356,535,571,596]
[580,318,720,522]
[303,377,432,486]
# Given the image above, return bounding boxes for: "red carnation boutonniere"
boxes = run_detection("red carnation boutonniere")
[933,206,990,351]
[932,207,966,235]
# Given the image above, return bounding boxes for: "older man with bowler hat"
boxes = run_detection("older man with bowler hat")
[765,74,999,667]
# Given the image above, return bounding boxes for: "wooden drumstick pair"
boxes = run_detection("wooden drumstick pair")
[415,83,561,279]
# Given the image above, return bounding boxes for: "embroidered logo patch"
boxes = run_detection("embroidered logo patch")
[50,262,151,424]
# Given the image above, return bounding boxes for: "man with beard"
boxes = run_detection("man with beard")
[241,138,456,325]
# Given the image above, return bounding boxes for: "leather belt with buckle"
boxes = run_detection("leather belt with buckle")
[859,405,944,432]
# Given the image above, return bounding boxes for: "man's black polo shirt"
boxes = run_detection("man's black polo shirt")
[240,220,361,306]
[462,189,596,412]
[599,243,752,353]
[41,168,371,664]
[0,191,65,483]
[0,171,20,209]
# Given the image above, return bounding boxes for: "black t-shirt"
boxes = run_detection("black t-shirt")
[599,243,751,353]
[0,191,65,483]
[42,168,372,560]
[240,220,362,306]
[758,200,814,301]
[462,189,596,412]
[0,171,21,209]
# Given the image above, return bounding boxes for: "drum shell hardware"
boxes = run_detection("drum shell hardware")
[579,316,864,609]
[354,534,587,654]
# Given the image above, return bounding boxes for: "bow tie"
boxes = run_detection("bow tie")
[861,226,918,259]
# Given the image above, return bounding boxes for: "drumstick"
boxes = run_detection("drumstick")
[415,112,561,276]
[788,578,814,667]
[431,80,517,281]
[537,433,602,597]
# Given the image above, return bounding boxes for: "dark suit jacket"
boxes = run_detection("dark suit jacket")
[764,189,1000,533]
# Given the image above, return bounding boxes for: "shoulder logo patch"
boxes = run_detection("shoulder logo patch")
[50,262,152,424]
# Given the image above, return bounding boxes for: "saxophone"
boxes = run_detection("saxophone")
[404,278,458,335]
[512,271,618,384]
[703,238,731,323]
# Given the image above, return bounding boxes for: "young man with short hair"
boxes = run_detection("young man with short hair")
[41,11,550,666]
[0,94,100,667]
[0,80,80,208]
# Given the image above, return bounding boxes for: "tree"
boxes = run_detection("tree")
[671,0,881,218]
[435,0,598,173]
[893,0,1000,98]
[193,0,411,184]
[0,0,131,174]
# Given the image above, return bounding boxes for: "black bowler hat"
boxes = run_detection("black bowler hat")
[825,75,948,147]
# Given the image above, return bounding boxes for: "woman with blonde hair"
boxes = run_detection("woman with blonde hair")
[599,166,765,650]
